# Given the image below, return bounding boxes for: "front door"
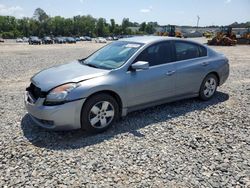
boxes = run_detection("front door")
[125,41,177,107]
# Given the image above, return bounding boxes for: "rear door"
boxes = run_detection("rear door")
[173,41,209,96]
[125,41,177,107]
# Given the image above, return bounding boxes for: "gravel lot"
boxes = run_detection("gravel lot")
[0,39,249,187]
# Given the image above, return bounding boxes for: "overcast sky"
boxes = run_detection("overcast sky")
[0,0,249,26]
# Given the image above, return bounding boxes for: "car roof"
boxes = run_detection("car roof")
[119,36,204,46]
[119,36,176,44]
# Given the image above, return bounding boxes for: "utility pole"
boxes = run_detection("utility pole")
[197,15,200,30]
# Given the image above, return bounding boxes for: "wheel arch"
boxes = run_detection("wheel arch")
[199,71,220,101]
[207,71,220,85]
[84,90,123,116]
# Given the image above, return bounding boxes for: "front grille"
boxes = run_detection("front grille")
[26,83,47,100]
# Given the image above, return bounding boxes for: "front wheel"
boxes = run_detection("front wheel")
[199,74,218,101]
[81,94,119,133]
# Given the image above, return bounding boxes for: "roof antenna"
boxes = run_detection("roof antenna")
[197,15,200,30]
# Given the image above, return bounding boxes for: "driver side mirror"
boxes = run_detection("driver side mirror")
[131,61,149,70]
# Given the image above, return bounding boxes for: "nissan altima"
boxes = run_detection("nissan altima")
[25,36,229,132]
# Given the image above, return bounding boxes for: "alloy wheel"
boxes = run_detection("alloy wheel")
[88,101,115,128]
[203,77,217,97]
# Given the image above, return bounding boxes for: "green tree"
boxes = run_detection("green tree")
[121,18,131,34]
[96,18,109,37]
[145,23,155,34]
[0,8,163,38]
[33,8,49,23]
[110,19,116,34]
[81,15,97,36]
[139,22,147,33]
[29,19,40,36]
[18,17,30,36]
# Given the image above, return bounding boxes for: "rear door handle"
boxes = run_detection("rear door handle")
[202,62,209,66]
[165,70,176,76]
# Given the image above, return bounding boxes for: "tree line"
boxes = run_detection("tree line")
[0,8,157,39]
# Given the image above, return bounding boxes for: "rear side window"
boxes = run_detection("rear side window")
[199,46,207,57]
[175,42,204,61]
[135,42,174,66]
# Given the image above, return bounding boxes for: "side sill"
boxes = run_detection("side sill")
[127,93,199,114]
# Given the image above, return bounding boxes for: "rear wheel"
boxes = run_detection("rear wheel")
[199,74,218,101]
[81,93,119,133]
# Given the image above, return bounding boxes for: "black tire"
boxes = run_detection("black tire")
[199,74,218,101]
[81,93,119,133]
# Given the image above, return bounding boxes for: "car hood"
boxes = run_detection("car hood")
[31,61,109,91]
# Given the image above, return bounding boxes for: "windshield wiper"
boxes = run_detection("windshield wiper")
[78,59,112,70]
[78,59,97,67]
[78,59,85,64]
[84,63,99,68]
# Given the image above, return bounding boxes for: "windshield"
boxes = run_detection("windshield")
[83,41,142,69]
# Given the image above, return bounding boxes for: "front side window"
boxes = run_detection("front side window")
[83,41,142,69]
[135,42,174,66]
[175,42,201,61]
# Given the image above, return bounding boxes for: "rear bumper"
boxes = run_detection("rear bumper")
[24,91,85,130]
[219,62,230,86]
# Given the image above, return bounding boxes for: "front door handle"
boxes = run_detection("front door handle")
[202,62,209,66]
[165,70,176,76]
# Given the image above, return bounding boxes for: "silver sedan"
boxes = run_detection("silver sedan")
[25,36,229,132]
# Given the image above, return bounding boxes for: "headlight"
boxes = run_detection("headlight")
[45,83,78,103]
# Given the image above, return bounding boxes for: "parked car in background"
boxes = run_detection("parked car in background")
[0,38,4,42]
[84,36,92,41]
[95,37,107,43]
[29,36,42,45]
[79,36,86,41]
[65,37,76,43]
[106,36,113,41]
[42,36,53,44]
[54,37,66,44]
[16,38,23,43]
[22,37,29,42]
[24,36,229,133]
[75,37,81,42]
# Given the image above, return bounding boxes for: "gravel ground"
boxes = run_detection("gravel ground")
[0,39,249,187]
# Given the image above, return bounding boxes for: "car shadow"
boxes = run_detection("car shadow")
[21,91,229,150]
